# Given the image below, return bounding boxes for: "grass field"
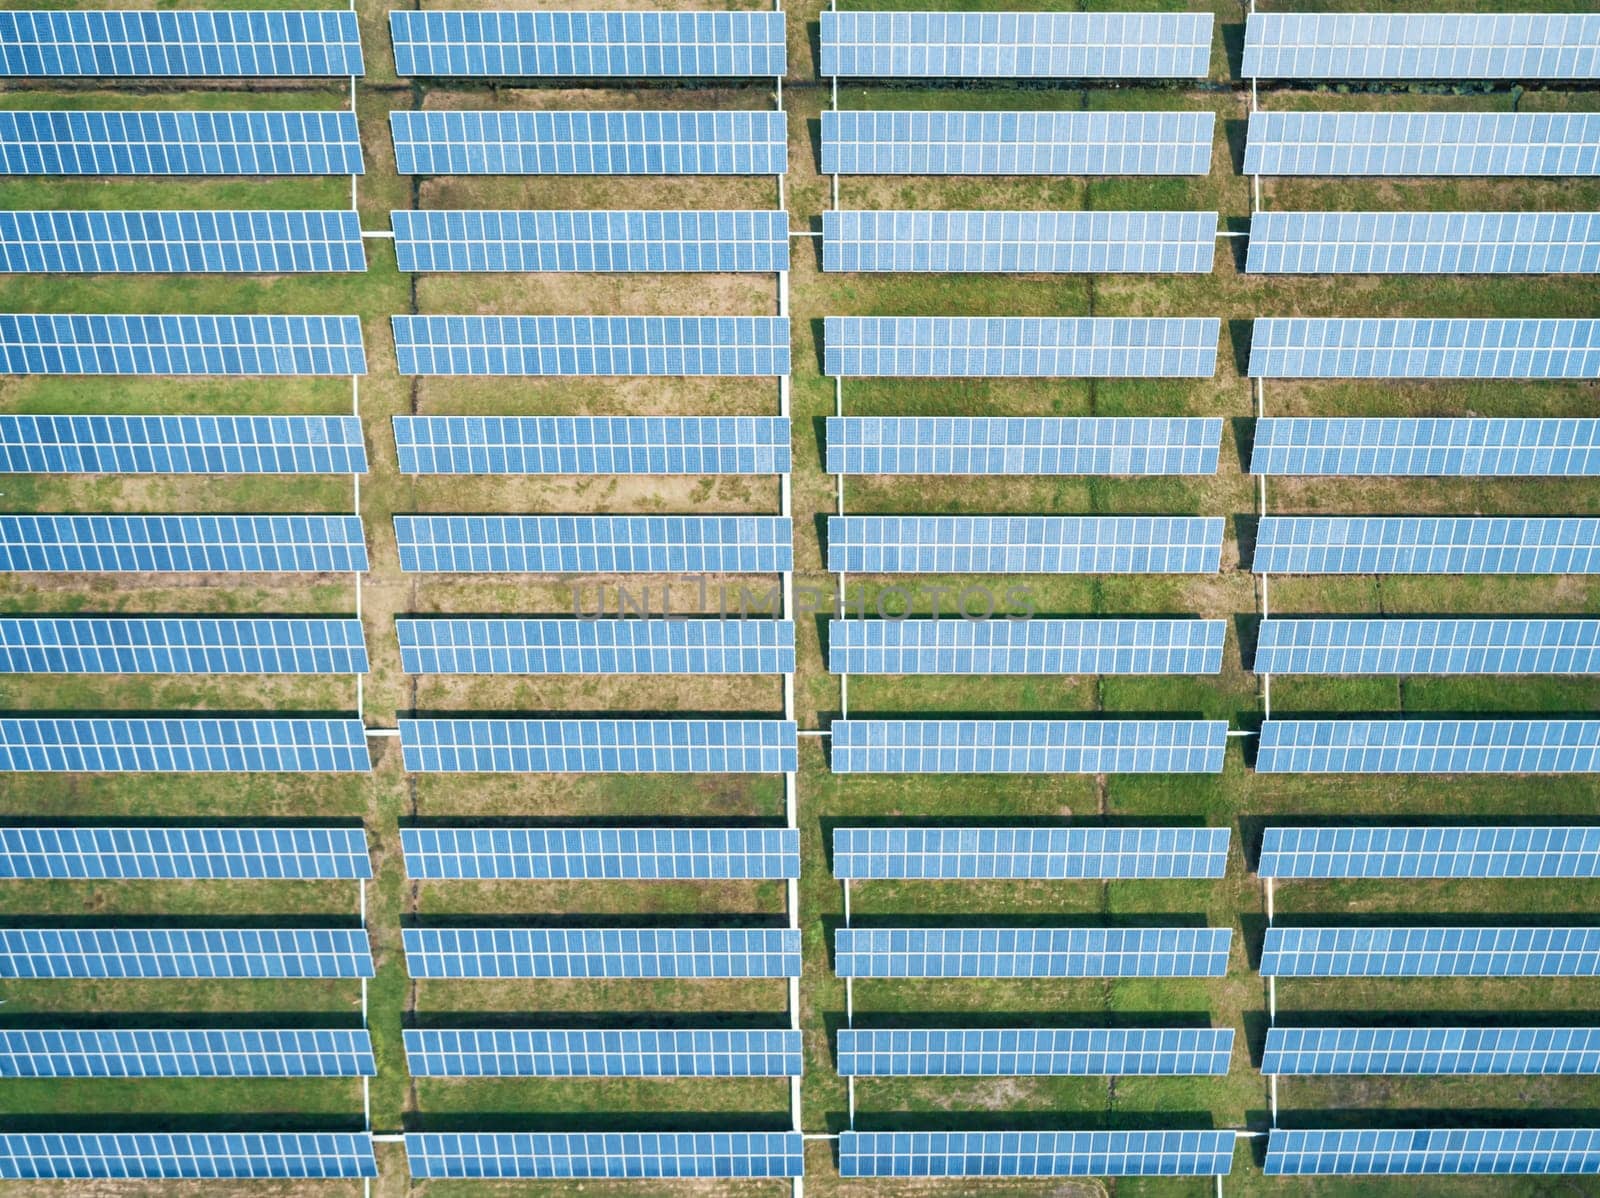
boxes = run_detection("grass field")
[3,0,1600,1193]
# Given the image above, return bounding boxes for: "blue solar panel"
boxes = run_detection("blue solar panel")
[394,515,790,574]
[820,12,1212,79]
[831,720,1228,775]
[390,10,785,77]
[0,515,368,573]
[1251,417,1600,476]
[1244,112,1600,177]
[0,415,367,474]
[0,1028,376,1078]
[390,110,788,175]
[1259,826,1600,879]
[1263,1027,1600,1076]
[832,826,1229,880]
[822,110,1215,175]
[1267,1128,1600,1175]
[402,827,799,880]
[0,718,371,773]
[0,10,364,77]
[1252,517,1600,575]
[403,1028,802,1077]
[392,209,789,272]
[1254,619,1600,676]
[404,1132,804,1180]
[839,1130,1236,1178]
[403,927,801,979]
[397,618,793,675]
[1261,925,1600,977]
[1243,14,1600,81]
[1257,720,1600,774]
[0,825,371,879]
[393,416,790,474]
[0,1132,377,1180]
[835,927,1232,978]
[399,719,798,774]
[1248,318,1600,379]
[828,619,1225,676]
[827,417,1220,474]
[838,1028,1234,1077]
[825,316,1218,377]
[0,314,366,376]
[0,928,374,979]
[0,618,368,675]
[0,210,366,274]
[392,315,788,376]
[1246,212,1600,275]
[0,110,363,176]
[827,516,1223,574]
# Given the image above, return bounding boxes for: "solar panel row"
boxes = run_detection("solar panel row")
[827,618,1226,676]
[1258,825,1600,879]
[1260,925,1600,977]
[1244,112,1600,177]
[403,1028,802,1077]
[0,1028,376,1078]
[401,826,799,880]
[393,415,790,474]
[397,618,794,675]
[1263,1027,1600,1076]
[1250,418,1600,476]
[837,1027,1235,1076]
[403,1132,804,1180]
[1245,211,1600,275]
[831,826,1230,879]
[0,415,367,475]
[1248,318,1600,379]
[0,210,366,274]
[831,720,1228,775]
[0,1132,377,1180]
[0,718,371,773]
[0,314,366,376]
[825,416,1221,475]
[0,616,368,676]
[402,927,801,979]
[1256,720,1600,774]
[1252,517,1600,575]
[393,515,792,574]
[0,928,375,978]
[827,516,1224,574]
[838,1130,1237,1178]
[1253,618,1600,676]
[398,719,798,774]
[0,515,368,573]
[1265,1128,1600,1176]
[0,825,371,879]
[834,927,1233,978]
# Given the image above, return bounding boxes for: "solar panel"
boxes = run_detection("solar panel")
[0,928,375,978]
[0,825,372,879]
[821,110,1215,175]
[1243,14,1600,81]
[1245,212,1600,275]
[1243,112,1600,177]
[394,515,791,574]
[1247,318,1600,379]
[826,417,1221,474]
[397,618,794,675]
[393,415,790,474]
[0,10,364,77]
[823,210,1218,274]
[0,618,369,675]
[825,316,1218,377]
[827,516,1224,574]
[1260,926,1600,978]
[838,1028,1234,1076]
[391,315,789,376]
[1266,1128,1600,1175]
[390,10,785,77]
[1251,417,1600,476]
[839,1130,1236,1178]
[0,110,364,176]
[404,1132,804,1180]
[1252,517,1600,575]
[831,720,1228,775]
[834,927,1233,977]
[0,515,369,573]
[402,827,799,880]
[828,619,1225,676]
[0,415,367,474]
[1262,1027,1600,1076]
[831,826,1229,879]
[392,209,789,272]
[0,1132,377,1180]
[820,12,1212,79]
[1257,720,1600,774]
[403,1028,802,1077]
[0,718,372,773]
[0,210,366,274]
[398,719,798,774]
[402,927,801,979]
[0,1028,376,1078]
[1258,826,1600,879]
[0,314,366,376]
[389,110,788,175]
[1254,619,1600,676]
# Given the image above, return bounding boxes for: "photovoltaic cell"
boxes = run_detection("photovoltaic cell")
[404,1132,804,1180]
[835,927,1232,979]
[0,719,372,773]
[0,515,369,573]
[839,1130,1236,1178]
[393,415,790,474]
[402,927,801,979]
[0,825,372,879]
[0,928,375,978]
[0,618,369,675]
[1252,517,1600,575]
[0,415,367,474]
[1243,111,1600,177]
[831,720,1228,774]
[1250,418,1600,476]
[1260,926,1600,977]
[1248,318,1600,379]
[832,826,1228,880]
[0,210,366,274]
[392,209,789,272]
[1253,619,1600,676]
[0,314,366,376]
[1266,1128,1600,1176]
[403,1029,802,1077]
[1258,826,1600,880]
[0,1028,376,1078]
[828,619,1225,676]
[838,1028,1234,1077]
[401,827,799,880]
[827,416,1220,475]
[1262,1027,1600,1076]
[1256,720,1600,775]
[1245,212,1600,275]
[0,1132,377,1180]
[398,719,798,774]
[827,516,1224,574]
[0,110,364,176]
[397,618,794,675]
[394,515,791,574]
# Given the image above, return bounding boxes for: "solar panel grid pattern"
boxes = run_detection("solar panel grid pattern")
[1257,720,1600,774]
[821,110,1216,176]
[831,719,1228,774]
[838,1130,1238,1177]
[1257,825,1600,879]
[0,10,364,77]
[1243,111,1600,177]
[389,10,786,77]
[0,617,369,675]
[0,110,364,176]
[391,209,789,272]
[837,1028,1235,1076]
[402,1028,802,1077]
[1245,211,1600,275]
[0,514,369,573]
[0,415,367,474]
[393,515,791,574]
[1242,13,1600,81]
[397,618,794,675]
[831,825,1230,879]
[0,314,366,376]
[1260,925,1600,977]
[1250,417,1600,476]
[402,927,801,979]
[0,928,375,978]
[1252,517,1600,575]
[833,927,1233,978]
[392,415,790,474]
[1253,618,1600,676]
[819,12,1212,79]
[0,1132,378,1180]
[826,416,1221,475]
[403,1132,805,1180]
[398,719,798,774]
[0,718,372,773]
[0,825,372,878]
[827,618,1226,676]
[1265,1128,1600,1175]
[1262,1027,1600,1076]
[389,110,788,175]
[1247,318,1600,379]
[0,1028,376,1078]
[401,826,799,880]
[827,516,1223,574]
